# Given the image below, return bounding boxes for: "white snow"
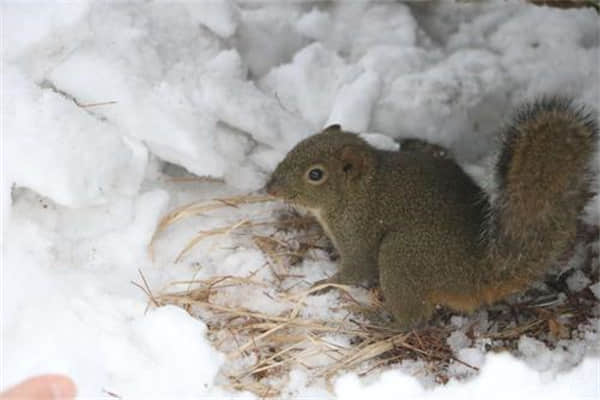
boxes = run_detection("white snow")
[334,353,600,400]
[446,331,472,354]
[182,0,240,38]
[326,71,382,132]
[447,348,486,379]
[518,336,589,377]
[566,270,593,293]
[3,65,147,208]
[296,7,332,41]
[360,133,400,152]
[260,42,360,129]
[590,282,600,301]
[2,0,599,399]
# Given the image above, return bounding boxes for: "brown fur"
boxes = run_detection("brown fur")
[266,98,598,330]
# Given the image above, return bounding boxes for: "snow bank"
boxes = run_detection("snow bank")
[2,1,92,61]
[3,66,147,208]
[4,0,314,209]
[1,187,252,398]
[335,353,600,400]
[5,0,598,206]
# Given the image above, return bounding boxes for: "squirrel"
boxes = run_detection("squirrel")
[265,97,598,330]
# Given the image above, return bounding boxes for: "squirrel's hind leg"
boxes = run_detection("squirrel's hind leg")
[377,235,436,331]
[381,284,435,331]
[385,294,435,332]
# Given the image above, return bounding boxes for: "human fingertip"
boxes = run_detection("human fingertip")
[46,375,77,400]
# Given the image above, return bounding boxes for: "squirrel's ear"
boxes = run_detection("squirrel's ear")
[322,124,341,134]
[340,145,371,180]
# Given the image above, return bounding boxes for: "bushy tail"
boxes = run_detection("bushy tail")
[481,97,598,303]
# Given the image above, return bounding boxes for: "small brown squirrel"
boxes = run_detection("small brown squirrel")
[265,98,598,330]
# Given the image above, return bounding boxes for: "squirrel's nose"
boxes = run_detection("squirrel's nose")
[265,178,280,197]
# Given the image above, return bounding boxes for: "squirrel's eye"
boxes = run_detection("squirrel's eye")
[309,168,323,181]
[305,166,327,185]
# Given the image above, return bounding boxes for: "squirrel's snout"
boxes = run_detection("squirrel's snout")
[265,177,281,197]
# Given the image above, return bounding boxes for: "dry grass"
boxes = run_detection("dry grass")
[146,195,599,397]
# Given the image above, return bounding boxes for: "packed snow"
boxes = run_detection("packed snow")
[2,1,599,399]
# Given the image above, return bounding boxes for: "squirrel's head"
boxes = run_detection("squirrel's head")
[265,125,376,210]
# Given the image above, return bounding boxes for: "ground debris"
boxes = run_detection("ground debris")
[148,195,599,397]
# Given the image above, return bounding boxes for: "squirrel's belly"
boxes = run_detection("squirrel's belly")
[427,275,531,312]
[427,290,481,313]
